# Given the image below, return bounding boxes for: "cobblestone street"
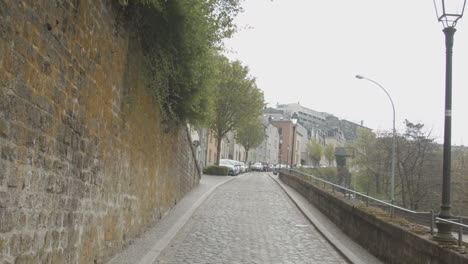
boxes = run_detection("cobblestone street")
[155,173,347,264]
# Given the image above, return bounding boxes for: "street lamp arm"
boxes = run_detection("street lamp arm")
[359,76,396,123]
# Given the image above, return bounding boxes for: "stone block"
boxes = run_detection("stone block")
[12,77,33,101]
[5,95,26,123]
[0,208,14,233]
[25,105,41,130]
[0,160,5,185]
[46,175,65,194]
[17,146,33,165]
[0,234,7,254]
[33,94,53,113]
[5,163,19,188]
[3,52,25,77]
[52,85,66,105]
[13,254,38,264]
[1,145,16,162]
[0,191,6,208]
[32,232,45,252]
[39,112,53,132]
[0,118,9,138]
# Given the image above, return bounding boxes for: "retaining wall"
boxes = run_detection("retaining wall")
[0,1,200,263]
[279,172,468,264]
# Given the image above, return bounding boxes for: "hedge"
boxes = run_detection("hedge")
[203,165,229,176]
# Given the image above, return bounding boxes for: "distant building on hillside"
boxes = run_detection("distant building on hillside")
[276,103,328,127]
[325,115,370,142]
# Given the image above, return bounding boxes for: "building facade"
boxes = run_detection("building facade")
[249,117,280,165]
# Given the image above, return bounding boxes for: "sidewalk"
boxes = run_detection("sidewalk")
[108,175,236,264]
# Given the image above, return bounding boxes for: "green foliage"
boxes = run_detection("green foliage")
[298,167,338,183]
[452,146,468,216]
[209,57,265,164]
[236,119,264,154]
[349,128,387,197]
[203,165,229,175]
[306,139,323,166]
[211,58,265,135]
[324,144,335,166]
[119,0,242,125]
[315,167,338,183]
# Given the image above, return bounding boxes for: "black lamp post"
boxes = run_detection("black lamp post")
[433,0,466,243]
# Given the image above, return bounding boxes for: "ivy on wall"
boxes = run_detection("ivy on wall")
[118,0,242,126]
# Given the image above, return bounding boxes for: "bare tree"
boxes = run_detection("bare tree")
[396,120,438,210]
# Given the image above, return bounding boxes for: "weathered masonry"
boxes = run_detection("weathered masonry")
[0,0,200,263]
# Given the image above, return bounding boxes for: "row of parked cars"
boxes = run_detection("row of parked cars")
[251,162,291,172]
[219,159,249,176]
[218,160,292,176]
[250,162,270,171]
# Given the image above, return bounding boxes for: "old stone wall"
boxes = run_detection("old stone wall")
[0,0,200,263]
[279,172,468,264]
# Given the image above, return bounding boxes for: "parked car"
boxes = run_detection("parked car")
[236,161,245,173]
[220,159,239,176]
[239,162,248,173]
[251,162,263,171]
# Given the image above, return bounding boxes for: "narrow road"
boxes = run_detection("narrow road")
[155,172,347,264]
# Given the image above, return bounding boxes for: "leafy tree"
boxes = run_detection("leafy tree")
[209,58,265,165]
[236,119,265,163]
[452,146,468,216]
[324,144,335,167]
[120,0,242,125]
[306,139,323,167]
[350,128,390,197]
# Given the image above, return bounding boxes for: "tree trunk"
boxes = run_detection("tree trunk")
[375,173,381,195]
[399,169,407,207]
[216,135,222,166]
[245,148,249,163]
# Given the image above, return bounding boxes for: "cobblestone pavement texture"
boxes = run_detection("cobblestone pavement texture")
[109,175,235,264]
[155,172,347,264]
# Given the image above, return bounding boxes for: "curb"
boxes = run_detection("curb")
[269,173,364,264]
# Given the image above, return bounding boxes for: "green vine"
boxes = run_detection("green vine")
[118,0,242,126]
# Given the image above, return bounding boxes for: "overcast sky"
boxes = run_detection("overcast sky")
[223,0,468,145]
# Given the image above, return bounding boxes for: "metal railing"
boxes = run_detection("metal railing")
[435,217,468,247]
[281,168,466,247]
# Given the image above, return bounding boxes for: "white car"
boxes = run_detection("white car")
[251,162,263,171]
[220,159,239,175]
[238,161,246,173]
[240,162,248,172]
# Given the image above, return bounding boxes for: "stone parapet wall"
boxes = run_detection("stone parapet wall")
[279,172,468,264]
[0,0,200,263]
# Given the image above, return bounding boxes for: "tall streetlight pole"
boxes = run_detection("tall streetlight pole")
[355,75,396,205]
[433,0,466,243]
[290,114,298,168]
